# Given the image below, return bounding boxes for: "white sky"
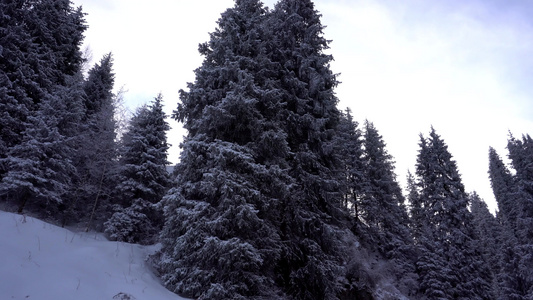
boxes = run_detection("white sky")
[71,0,533,212]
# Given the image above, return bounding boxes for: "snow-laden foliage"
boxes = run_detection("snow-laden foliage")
[265,1,353,298]
[106,94,171,244]
[470,192,502,297]
[160,1,286,298]
[334,114,417,295]
[358,121,412,248]
[161,139,285,299]
[0,91,79,217]
[0,0,86,221]
[358,121,417,294]
[487,134,533,298]
[412,128,493,299]
[0,1,123,230]
[160,0,356,298]
[71,53,119,229]
[334,109,365,220]
[489,147,520,228]
[507,134,533,244]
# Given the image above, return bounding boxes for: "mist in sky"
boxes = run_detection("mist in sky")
[72,0,533,211]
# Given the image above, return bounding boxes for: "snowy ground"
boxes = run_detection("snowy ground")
[0,210,186,300]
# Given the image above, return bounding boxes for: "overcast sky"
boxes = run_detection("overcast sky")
[71,0,533,212]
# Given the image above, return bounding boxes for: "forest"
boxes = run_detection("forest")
[1,0,533,299]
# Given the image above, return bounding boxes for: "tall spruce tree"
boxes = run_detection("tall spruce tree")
[489,147,520,230]
[267,0,353,298]
[23,0,86,87]
[72,53,118,230]
[470,192,501,297]
[492,134,533,299]
[105,94,171,244]
[358,121,415,292]
[489,145,532,299]
[507,134,533,243]
[160,0,357,298]
[334,109,364,219]
[358,121,411,248]
[0,91,78,216]
[407,170,424,240]
[159,1,285,298]
[0,1,34,177]
[413,128,493,299]
[0,0,86,218]
[497,225,529,299]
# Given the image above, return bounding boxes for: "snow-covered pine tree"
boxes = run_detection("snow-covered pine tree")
[488,145,532,299]
[497,226,530,299]
[23,0,86,87]
[494,134,533,299]
[72,53,118,230]
[470,192,501,297]
[0,0,86,218]
[489,147,520,230]
[507,134,533,243]
[266,0,354,298]
[357,121,415,292]
[105,94,171,244]
[0,91,79,216]
[358,121,411,248]
[161,0,359,297]
[334,109,364,219]
[413,128,493,299]
[0,0,86,185]
[83,53,115,118]
[406,170,424,240]
[0,1,34,179]
[159,1,287,298]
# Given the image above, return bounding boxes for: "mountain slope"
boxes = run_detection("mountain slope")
[0,211,185,300]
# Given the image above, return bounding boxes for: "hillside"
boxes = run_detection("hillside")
[0,211,185,300]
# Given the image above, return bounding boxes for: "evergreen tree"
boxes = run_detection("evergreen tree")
[470,192,501,297]
[358,121,415,292]
[0,91,77,216]
[489,145,532,299]
[0,0,86,218]
[159,1,285,298]
[105,94,171,244]
[507,134,533,243]
[334,109,364,219]
[492,134,533,299]
[358,121,411,248]
[406,170,424,241]
[334,114,418,296]
[489,147,520,230]
[0,0,86,182]
[83,53,115,117]
[0,1,34,175]
[413,128,493,299]
[267,0,352,298]
[160,0,358,298]
[497,229,530,300]
[23,0,86,87]
[72,53,118,230]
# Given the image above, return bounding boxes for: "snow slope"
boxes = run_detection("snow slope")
[0,211,186,300]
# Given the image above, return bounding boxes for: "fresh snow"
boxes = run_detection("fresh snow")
[0,210,186,300]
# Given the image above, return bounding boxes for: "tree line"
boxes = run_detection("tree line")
[0,0,170,242]
[1,0,532,299]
